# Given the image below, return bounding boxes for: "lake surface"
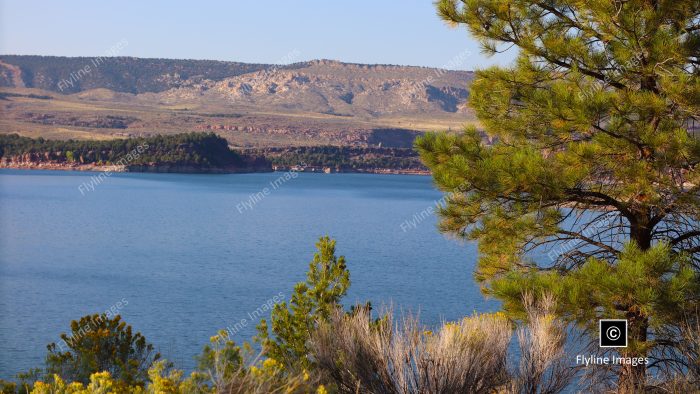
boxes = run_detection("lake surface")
[0,169,498,377]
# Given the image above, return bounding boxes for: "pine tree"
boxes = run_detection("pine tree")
[256,236,350,371]
[418,1,700,390]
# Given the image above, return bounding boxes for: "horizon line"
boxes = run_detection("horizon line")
[0,53,478,72]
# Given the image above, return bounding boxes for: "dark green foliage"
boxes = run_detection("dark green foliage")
[0,55,272,94]
[197,113,243,118]
[247,146,426,171]
[256,236,350,371]
[13,369,41,394]
[0,92,52,100]
[45,314,161,387]
[493,243,698,354]
[0,380,16,394]
[0,132,251,168]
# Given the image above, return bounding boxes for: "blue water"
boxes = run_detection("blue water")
[0,169,497,377]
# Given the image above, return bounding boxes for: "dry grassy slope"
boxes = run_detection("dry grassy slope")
[0,57,477,147]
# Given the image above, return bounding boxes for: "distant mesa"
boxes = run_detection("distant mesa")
[0,55,474,118]
[0,55,476,155]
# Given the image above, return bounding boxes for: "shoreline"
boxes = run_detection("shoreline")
[0,162,430,176]
[0,162,271,174]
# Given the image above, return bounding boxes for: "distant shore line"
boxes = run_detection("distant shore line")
[0,162,430,176]
[0,162,269,174]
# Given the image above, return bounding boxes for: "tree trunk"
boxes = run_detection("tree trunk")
[617,214,651,392]
[618,310,648,393]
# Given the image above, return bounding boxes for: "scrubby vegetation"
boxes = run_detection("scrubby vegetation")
[312,308,513,393]
[4,237,696,393]
[44,314,161,388]
[0,92,52,100]
[246,146,426,171]
[0,133,268,170]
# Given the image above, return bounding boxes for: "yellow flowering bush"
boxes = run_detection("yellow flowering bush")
[30,372,142,394]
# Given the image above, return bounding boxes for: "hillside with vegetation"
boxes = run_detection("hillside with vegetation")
[0,56,475,149]
[0,56,272,93]
[246,146,427,173]
[0,132,270,173]
[0,133,429,174]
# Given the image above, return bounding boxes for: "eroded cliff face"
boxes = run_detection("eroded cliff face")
[0,56,473,118]
[158,59,473,117]
[0,154,126,171]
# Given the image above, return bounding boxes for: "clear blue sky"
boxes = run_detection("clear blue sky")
[0,0,517,70]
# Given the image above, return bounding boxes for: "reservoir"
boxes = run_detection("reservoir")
[0,170,498,376]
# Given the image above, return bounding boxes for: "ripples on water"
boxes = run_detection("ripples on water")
[0,169,498,375]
